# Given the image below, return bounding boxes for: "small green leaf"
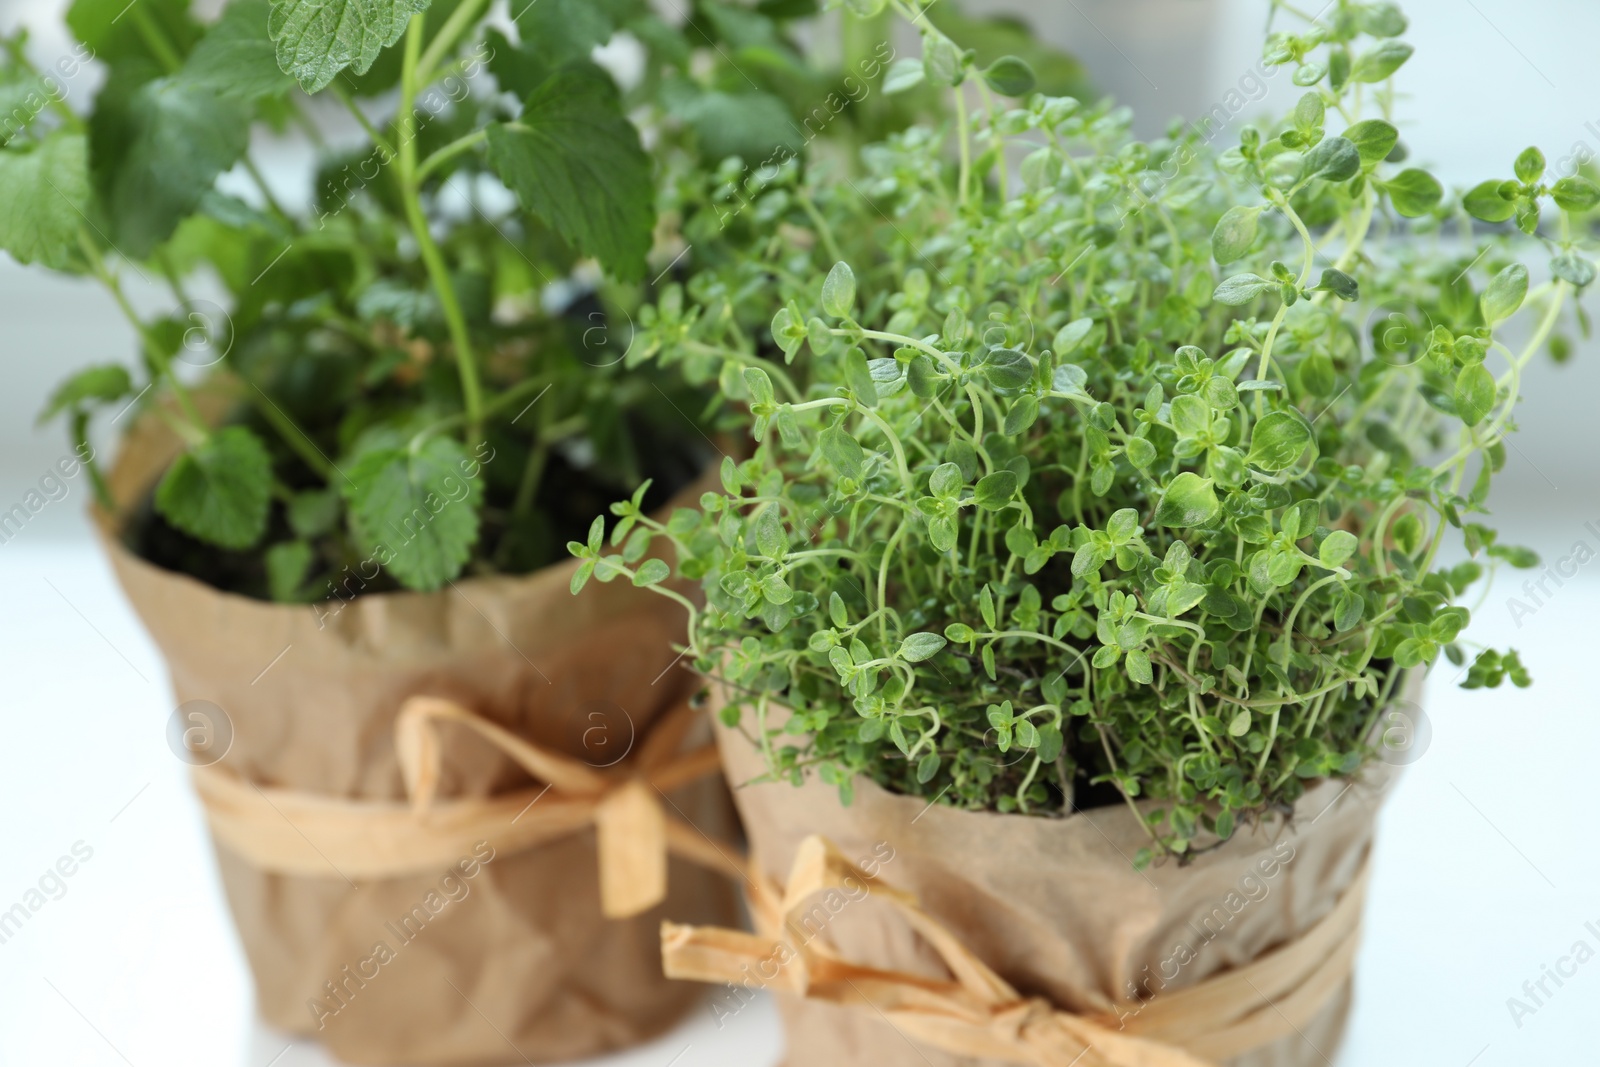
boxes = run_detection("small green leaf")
[1298,136,1361,184]
[1038,723,1063,762]
[1313,267,1359,301]
[743,367,775,407]
[1293,91,1324,131]
[1333,588,1364,632]
[974,470,1018,510]
[829,592,849,628]
[1125,436,1157,469]
[822,261,857,318]
[915,752,940,783]
[1214,809,1236,839]
[945,622,974,642]
[981,349,1033,390]
[1211,205,1261,265]
[1385,169,1443,217]
[820,425,865,481]
[0,133,91,271]
[267,0,430,93]
[1125,649,1153,684]
[1463,180,1516,223]
[898,632,948,662]
[1319,530,1358,569]
[1343,119,1398,165]
[922,31,964,87]
[1349,40,1412,83]
[1455,364,1495,427]
[1212,273,1277,306]
[981,55,1036,97]
[844,346,878,406]
[883,57,926,94]
[1154,472,1220,528]
[343,433,484,591]
[633,558,670,586]
[1246,411,1312,472]
[1358,3,1408,36]
[1551,176,1600,212]
[155,427,273,551]
[1227,709,1251,737]
[1480,263,1528,325]
[1513,146,1545,185]
[182,0,295,101]
[485,67,655,281]
[754,507,785,559]
[38,364,132,424]
[1551,252,1596,289]
[265,540,313,602]
[570,558,596,595]
[930,462,963,498]
[1003,395,1039,435]
[287,488,340,538]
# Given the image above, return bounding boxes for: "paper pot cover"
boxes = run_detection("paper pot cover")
[710,687,1403,1067]
[98,411,738,1065]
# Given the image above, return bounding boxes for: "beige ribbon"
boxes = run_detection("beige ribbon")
[192,696,744,917]
[663,836,1368,1067]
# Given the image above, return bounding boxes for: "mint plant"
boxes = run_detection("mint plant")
[9,0,857,597]
[580,0,1581,859]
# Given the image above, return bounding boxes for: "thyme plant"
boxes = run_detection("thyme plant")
[576,0,1584,858]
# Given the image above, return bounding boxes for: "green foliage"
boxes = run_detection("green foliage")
[155,426,274,549]
[586,0,1578,853]
[105,77,251,256]
[181,0,296,101]
[343,433,482,591]
[267,0,431,92]
[20,0,793,598]
[0,133,90,270]
[486,66,655,281]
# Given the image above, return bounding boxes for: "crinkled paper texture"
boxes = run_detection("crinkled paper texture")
[99,412,737,1065]
[712,685,1407,1067]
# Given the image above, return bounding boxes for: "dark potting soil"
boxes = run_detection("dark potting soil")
[125,412,712,603]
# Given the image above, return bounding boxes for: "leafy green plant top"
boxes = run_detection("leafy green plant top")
[8,0,859,598]
[577,0,1579,859]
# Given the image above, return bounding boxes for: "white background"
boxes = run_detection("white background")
[2,1,1598,1064]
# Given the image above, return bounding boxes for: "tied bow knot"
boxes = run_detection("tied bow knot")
[193,694,741,918]
[663,835,1368,1067]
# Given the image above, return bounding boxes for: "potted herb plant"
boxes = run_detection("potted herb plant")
[576,1,1583,1064]
[0,0,879,1061]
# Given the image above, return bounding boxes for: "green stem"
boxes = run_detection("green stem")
[129,5,183,72]
[417,0,490,85]
[242,158,294,228]
[953,84,972,207]
[795,191,843,264]
[398,15,484,445]
[245,383,338,481]
[80,229,206,432]
[333,83,396,159]
[415,128,487,184]
[71,410,115,513]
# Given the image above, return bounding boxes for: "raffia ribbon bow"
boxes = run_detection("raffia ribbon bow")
[663,836,1368,1067]
[192,695,743,917]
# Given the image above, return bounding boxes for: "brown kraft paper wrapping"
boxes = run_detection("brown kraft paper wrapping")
[97,410,738,1066]
[710,682,1408,1067]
